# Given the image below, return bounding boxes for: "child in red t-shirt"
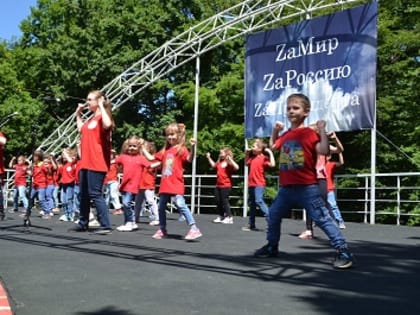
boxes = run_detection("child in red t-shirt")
[115,136,150,232]
[104,150,122,215]
[206,147,239,224]
[243,139,275,231]
[9,155,30,213]
[58,148,77,222]
[134,141,159,225]
[254,93,353,269]
[151,123,202,240]
[26,150,49,219]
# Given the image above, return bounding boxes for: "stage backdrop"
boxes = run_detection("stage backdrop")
[245,2,378,138]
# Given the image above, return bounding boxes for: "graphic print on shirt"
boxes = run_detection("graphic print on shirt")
[162,153,174,177]
[279,140,304,171]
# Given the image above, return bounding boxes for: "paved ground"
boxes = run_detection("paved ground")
[0,210,419,315]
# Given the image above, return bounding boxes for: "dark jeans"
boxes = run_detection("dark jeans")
[215,187,232,217]
[78,169,111,229]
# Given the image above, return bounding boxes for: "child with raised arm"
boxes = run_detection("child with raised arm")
[206,147,239,224]
[58,148,77,222]
[254,93,353,269]
[9,155,30,213]
[242,139,275,231]
[152,123,202,240]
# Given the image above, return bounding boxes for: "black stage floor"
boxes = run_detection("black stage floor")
[1,211,419,315]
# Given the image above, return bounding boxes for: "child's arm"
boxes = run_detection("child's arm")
[206,152,216,168]
[226,155,240,171]
[264,148,276,167]
[270,121,285,149]
[328,131,344,154]
[187,138,196,163]
[8,156,16,168]
[315,120,329,155]
[336,152,344,168]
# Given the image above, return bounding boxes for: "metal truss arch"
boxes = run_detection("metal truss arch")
[40,0,363,154]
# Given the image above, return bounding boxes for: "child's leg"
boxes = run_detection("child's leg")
[220,187,232,217]
[121,192,135,223]
[145,189,158,221]
[172,195,195,226]
[302,185,347,250]
[134,190,145,222]
[157,194,170,231]
[327,191,344,223]
[254,186,269,223]
[248,187,257,227]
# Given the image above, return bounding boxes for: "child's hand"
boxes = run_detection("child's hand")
[316,120,326,131]
[189,138,197,146]
[273,121,285,131]
[206,152,211,159]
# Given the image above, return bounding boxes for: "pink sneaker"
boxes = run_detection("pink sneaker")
[298,230,313,240]
[185,228,202,240]
[152,229,167,239]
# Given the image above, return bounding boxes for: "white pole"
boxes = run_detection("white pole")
[191,56,200,214]
[370,102,377,224]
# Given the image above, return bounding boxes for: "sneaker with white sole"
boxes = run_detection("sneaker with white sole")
[89,219,101,227]
[221,216,233,224]
[185,228,202,240]
[298,230,313,240]
[333,247,353,269]
[59,214,70,222]
[149,220,160,226]
[116,222,138,232]
[212,216,223,223]
[152,228,168,239]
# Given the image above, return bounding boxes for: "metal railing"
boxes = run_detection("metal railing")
[3,170,419,226]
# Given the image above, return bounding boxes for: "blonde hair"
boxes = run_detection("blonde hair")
[218,146,234,162]
[121,135,143,154]
[162,122,186,155]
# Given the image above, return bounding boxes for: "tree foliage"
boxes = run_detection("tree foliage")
[0,0,418,177]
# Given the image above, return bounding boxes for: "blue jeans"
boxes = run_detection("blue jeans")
[327,191,344,223]
[29,187,48,214]
[61,183,75,219]
[104,181,121,210]
[248,186,269,227]
[121,191,136,223]
[73,184,80,214]
[45,184,55,213]
[13,185,29,210]
[267,184,347,250]
[78,169,111,229]
[158,194,195,231]
[52,185,60,208]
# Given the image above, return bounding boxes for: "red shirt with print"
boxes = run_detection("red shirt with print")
[155,146,189,195]
[273,127,319,186]
[61,161,76,185]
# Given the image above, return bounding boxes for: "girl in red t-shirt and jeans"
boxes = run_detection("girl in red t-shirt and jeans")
[151,123,202,241]
[207,147,239,224]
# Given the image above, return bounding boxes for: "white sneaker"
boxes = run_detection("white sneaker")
[149,220,160,226]
[116,222,138,232]
[59,214,69,222]
[89,219,101,227]
[213,216,223,223]
[221,216,233,224]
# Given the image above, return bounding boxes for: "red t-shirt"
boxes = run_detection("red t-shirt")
[61,162,76,185]
[213,161,235,188]
[325,161,337,192]
[274,127,319,186]
[79,115,111,173]
[45,165,55,186]
[75,160,81,185]
[104,161,119,184]
[155,146,189,195]
[139,164,157,190]
[14,164,28,186]
[32,162,48,189]
[115,154,149,194]
[247,154,270,187]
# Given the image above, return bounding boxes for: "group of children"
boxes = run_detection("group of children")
[5,92,353,268]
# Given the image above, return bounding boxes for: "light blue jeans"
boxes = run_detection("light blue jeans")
[13,185,29,210]
[248,186,269,227]
[61,183,75,219]
[267,184,347,250]
[104,181,122,210]
[29,187,48,214]
[121,191,136,223]
[327,191,344,223]
[158,194,195,231]
[45,184,55,214]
